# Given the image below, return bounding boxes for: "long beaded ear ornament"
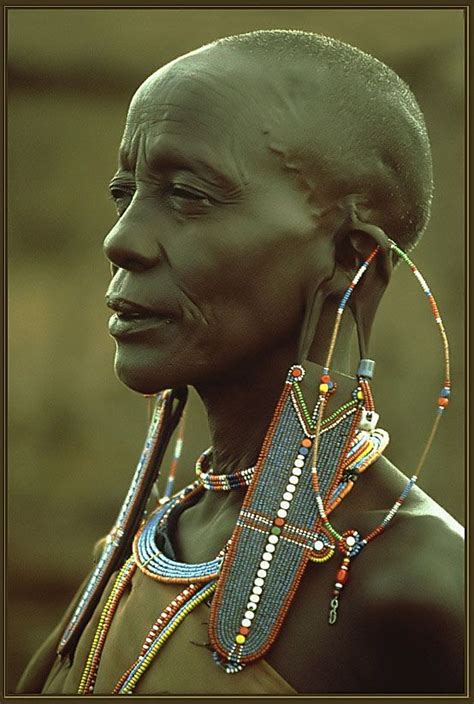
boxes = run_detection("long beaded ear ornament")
[307,239,450,626]
[57,387,187,658]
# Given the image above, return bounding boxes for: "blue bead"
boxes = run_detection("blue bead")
[299,447,309,455]
[441,388,450,397]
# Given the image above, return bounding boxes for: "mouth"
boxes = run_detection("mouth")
[106,297,174,338]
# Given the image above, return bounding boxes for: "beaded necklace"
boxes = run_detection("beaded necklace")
[195,448,256,491]
[77,389,387,693]
[133,482,229,584]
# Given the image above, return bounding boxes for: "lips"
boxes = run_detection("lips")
[106,296,174,338]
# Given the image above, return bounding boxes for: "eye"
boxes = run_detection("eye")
[169,184,211,207]
[109,188,134,216]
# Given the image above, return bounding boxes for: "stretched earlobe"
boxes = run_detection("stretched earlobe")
[335,224,393,360]
[297,286,327,363]
[345,203,393,284]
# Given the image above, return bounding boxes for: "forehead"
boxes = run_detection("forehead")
[122,50,270,170]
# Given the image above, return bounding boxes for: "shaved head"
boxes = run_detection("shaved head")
[192,29,433,251]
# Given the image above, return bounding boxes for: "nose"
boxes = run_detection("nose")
[103,204,164,272]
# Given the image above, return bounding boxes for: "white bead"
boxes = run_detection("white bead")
[268,534,279,544]
[247,602,257,611]
[257,569,267,578]
[249,594,260,603]
[289,476,299,485]
[283,492,293,502]
[254,577,264,587]
[294,459,305,468]
[292,467,302,476]
[277,509,287,519]
[260,560,270,569]
[242,618,252,628]
[359,409,380,431]
[346,536,356,547]
[279,500,290,510]
[244,610,255,620]
[262,552,273,561]
[297,454,305,461]
[314,539,324,551]
[252,585,263,595]
[286,484,296,493]
[265,543,276,553]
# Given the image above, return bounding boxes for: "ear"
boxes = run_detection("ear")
[333,218,394,358]
[297,212,394,364]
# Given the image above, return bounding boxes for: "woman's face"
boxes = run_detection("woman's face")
[104,49,334,394]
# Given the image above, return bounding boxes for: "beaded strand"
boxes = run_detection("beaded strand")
[114,581,218,694]
[77,557,137,695]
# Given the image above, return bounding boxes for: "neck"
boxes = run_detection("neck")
[195,315,357,477]
[196,338,296,475]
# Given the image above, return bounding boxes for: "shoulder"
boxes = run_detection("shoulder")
[353,490,465,693]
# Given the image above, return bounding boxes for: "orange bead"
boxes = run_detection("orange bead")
[301,438,312,448]
[336,569,348,584]
[438,397,449,407]
[291,368,302,378]
[239,626,250,636]
[274,517,285,527]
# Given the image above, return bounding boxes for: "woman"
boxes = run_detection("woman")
[18,30,464,695]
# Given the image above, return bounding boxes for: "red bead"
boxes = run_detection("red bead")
[274,517,285,527]
[239,626,250,635]
[336,569,348,584]
[321,374,331,383]
[438,397,449,407]
[291,368,302,378]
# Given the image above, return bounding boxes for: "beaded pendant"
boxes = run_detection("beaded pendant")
[208,365,371,671]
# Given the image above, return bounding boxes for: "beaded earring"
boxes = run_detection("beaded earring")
[312,239,451,623]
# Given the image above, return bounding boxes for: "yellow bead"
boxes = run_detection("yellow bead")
[319,383,329,393]
[235,634,246,644]
[357,390,364,400]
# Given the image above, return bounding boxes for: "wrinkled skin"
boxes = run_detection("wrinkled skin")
[104,49,345,397]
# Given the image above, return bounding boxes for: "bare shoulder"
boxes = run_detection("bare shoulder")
[352,461,465,693]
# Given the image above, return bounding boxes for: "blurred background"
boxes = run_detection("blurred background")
[7,8,465,692]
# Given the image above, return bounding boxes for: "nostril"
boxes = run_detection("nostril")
[121,258,151,273]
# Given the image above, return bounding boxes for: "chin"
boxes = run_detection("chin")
[114,355,174,396]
